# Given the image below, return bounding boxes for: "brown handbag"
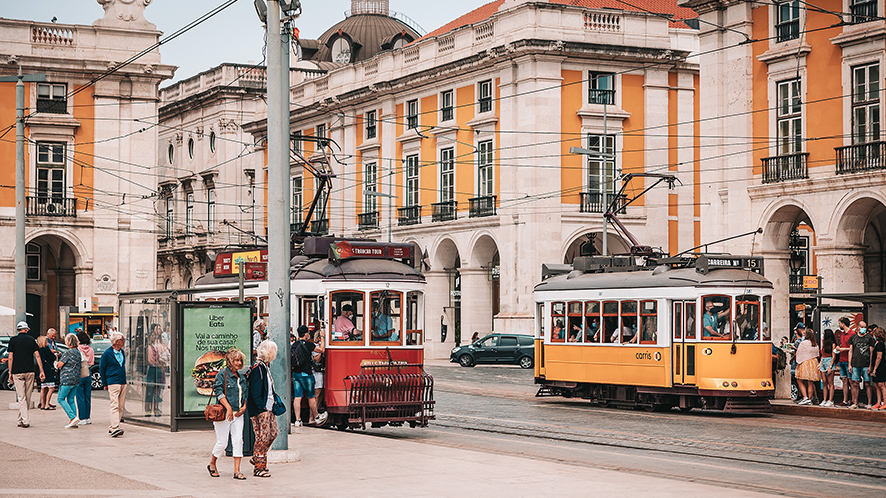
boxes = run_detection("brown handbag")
[203,370,227,422]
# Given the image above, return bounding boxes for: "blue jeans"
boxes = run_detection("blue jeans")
[292,372,315,399]
[57,385,78,420]
[75,376,91,419]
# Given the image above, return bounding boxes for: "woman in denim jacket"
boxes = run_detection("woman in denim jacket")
[207,348,248,480]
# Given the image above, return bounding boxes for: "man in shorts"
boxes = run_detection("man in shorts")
[835,317,854,406]
[291,325,326,427]
[848,320,876,409]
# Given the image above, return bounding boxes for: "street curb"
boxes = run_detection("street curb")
[772,401,886,423]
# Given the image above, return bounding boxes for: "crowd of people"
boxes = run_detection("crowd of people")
[787,319,886,409]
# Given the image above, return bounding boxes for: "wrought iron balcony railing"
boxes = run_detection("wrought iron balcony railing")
[775,20,799,42]
[790,274,816,294]
[358,211,379,230]
[26,196,77,217]
[579,192,626,214]
[398,205,422,226]
[431,201,457,222]
[761,152,809,183]
[588,88,615,105]
[311,218,329,235]
[469,195,496,218]
[836,141,885,174]
[36,98,67,114]
[850,0,877,23]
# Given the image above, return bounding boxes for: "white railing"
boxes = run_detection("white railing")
[365,61,378,77]
[292,87,305,100]
[583,12,621,32]
[316,79,328,93]
[31,25,75,46]
[438,35,455,53]
[474,22,494,43]
[404,47,420,63]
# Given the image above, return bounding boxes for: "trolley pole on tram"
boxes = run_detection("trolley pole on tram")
[265,0,295,449]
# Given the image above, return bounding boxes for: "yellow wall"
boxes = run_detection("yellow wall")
[560,70,583,205]
[803,1,844,169]
[622,74,645,205]
[455,85,474,208]
[751,7,770,176]
[0,82,24,208]
[72,88,94,210]
[420,96,437,210]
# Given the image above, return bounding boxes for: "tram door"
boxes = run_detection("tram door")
[672,301,697,386]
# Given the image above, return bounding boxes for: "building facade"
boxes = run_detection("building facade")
[156,64,269,290]
[243,0,701,358]
[0,0,174,334]
[680,0,886,354]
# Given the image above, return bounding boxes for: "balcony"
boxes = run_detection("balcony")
[431,201,457,222]
[850,0,877,23]
[398,205,422,226]
[26,196,77,217]
[469,195,496,218]
[311,219,329,235]
[775,20,799,42]
[761,152,809,183]
[588,89,615,105]
[358,211,379,230]
[36,98,67,114]
[836,141,885,174]
[580,192,626,214]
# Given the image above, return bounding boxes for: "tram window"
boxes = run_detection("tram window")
[370,291,403,345]
[537,303,545,339]
[619,301,638,344]
[702,295,731,340]
[673,303,682,340]
[585,301,601,343]
[640,300,657,344]
[551,302,566,342]
[330,291,364,343]
[603,301,619,344]
[259,297,269,317]
[736,295,760,341]
[685,303,696,339]
[567,302,583,342]
[762,296,771,341]
[405,292,422,345]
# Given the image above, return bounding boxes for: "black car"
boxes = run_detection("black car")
[450,334,535,369]
[1,341,106,390]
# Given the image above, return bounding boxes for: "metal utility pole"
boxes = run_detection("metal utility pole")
[266,0,293,449]
[0,69,46,326]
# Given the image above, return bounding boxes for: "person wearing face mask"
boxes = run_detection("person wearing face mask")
[848,320,876,409]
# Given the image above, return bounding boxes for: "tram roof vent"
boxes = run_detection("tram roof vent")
[541,263,573,280]
[573,256,641,273]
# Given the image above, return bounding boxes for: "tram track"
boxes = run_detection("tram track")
[429,413,886,481]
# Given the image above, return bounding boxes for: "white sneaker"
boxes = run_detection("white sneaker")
[316,412,328,425]
[293,420,302,427]
[798,398,812,405]
[65,418,80,428]
[77,419,88,426]
[823,401,834,407]
[84,419,92,425]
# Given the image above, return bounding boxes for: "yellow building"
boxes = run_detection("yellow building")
[0,2,173,333]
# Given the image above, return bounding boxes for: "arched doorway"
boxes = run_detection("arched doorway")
[835,196,886,293]
[468,234,499,336]
[563,232,630,264]
[762,204,817,332]
[25,235,79,335]
[433,239,461,346]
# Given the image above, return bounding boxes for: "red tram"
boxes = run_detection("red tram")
[195,237,434,429]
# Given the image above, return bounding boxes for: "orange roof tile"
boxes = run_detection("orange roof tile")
[423,0,697,39]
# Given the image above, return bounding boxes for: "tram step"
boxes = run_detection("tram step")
[723,398,773,413]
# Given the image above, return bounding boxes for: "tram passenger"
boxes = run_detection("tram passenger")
[641,317,657,343]
[586,317,599,342]
[333,305,361,341]
[702,299,730,339]
[568,319,583,342]
[552,320,565,341]
[371,300,398,342]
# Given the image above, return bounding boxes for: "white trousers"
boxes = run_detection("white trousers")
[212,414,244,458]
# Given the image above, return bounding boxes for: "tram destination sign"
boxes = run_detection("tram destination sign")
[214,250,269,276]
[330,240,413,262]
[695,255,764,275]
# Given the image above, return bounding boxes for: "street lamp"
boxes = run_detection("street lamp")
[789,250,804,273]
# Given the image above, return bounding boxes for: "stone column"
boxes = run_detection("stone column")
[459,267,493,345]
[423,270,451,359]
[761,250,792,399]
[814,244,866,295]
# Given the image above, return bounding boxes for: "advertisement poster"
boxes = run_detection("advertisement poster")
[181,305,252,414]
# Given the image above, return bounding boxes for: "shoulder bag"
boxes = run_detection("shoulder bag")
[203,370,227,422]
[79,349,90,378]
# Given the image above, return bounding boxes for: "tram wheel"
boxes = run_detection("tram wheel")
[458,354,475,367]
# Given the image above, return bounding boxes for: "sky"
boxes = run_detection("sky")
[0,0,484,85]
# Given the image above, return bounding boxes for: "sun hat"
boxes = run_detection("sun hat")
[16,321,29,330]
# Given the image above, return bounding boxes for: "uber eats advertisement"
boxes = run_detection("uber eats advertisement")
[182,305,252,414]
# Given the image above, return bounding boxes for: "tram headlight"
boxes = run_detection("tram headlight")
[722,381,729,387]
[731,382,738,388]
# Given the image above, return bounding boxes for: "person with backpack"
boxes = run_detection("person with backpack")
[291,325,326,427]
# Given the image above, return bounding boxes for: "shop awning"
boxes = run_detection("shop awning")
[812,293,886,305]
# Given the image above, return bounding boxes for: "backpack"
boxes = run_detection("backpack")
[290,340,310,371]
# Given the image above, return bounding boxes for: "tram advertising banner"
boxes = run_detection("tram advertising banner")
[180,304,252,414]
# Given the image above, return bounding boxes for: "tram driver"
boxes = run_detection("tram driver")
[703,298,730,339]
[371,299,398,342]
[333,304,362,341]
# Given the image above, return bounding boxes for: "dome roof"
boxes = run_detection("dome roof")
[312,13,420,64]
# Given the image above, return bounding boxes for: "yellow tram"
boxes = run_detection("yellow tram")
[534,255,775,412]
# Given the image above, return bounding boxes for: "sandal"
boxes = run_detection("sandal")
[253,469,271,478]
[207,465,219,478]
[45,406,56,410]
[249,457,257,466]
[233,472,246,480]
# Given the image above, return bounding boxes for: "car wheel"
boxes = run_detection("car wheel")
[458,354,474,367]
[91,370,103,390]
[518,356,533,369]
[790,382,799,401]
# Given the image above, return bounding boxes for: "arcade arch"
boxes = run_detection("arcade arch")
[24,234,83,334]
[563,231,630,264]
